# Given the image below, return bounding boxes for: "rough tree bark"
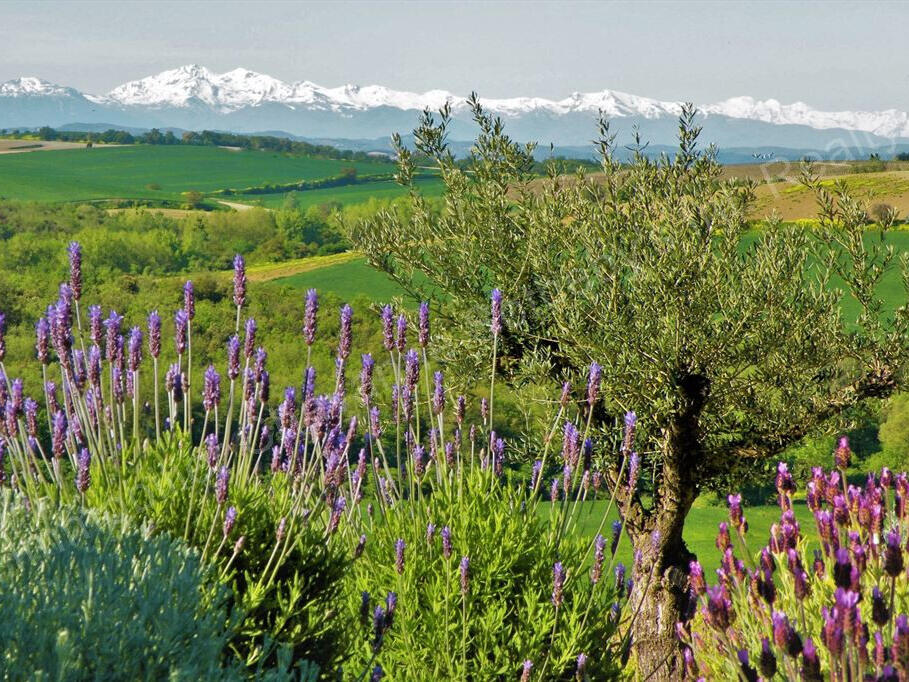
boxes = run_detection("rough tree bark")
[627,373,708,681]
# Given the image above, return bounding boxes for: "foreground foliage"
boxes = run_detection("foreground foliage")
[0,493,249,680]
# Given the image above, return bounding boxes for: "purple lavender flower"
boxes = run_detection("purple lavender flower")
[552,561,565,607]
[147,311,161,359]
[394,538,405,574]
[550,477,559,502]
[772,611,802,657]
[203,365,221,412]
[359,353,374,405]
[736,650,757,682]
[232,254,247,308]
[87,305,102,346]
[834,435,851,470]
[490,288,503,335]
[591,534,606,583]
[51,410,66,458]
[776,461,795,495]
[728,493,747,534]
[242,318,257,359]
[562,421,580,466]
[412,444,425,477]
[885,529,904,577]
[575,653,587,679]
[223,506,237,537]
[226,335,240,380]
[460,556,470,595]
[205,432,218,469]
[183,280,195,319]
[758,637,776,679]
[872,585,890,626]
[258,369,270,404]
[586,361,601,409]
[215,466,230,505]
[338,304,352,359]
[530,459,543,491]
[380,304,394,351]
[425,522,436,544]
[704,585,732,631]
[35,316,50,365]
[832,547,852,588]
[800,638,822,682]
[611,519,623,556]
[418,301,430,347]
[441,526,452,559]
[370,666,384,682]
[174,309,188,355]
[628,451,640,492]
[395,313,407,352]
[128,326,142,372]
[303,289,318,345]
[67,242,82,301]
[432,371,445,415]
[75,448,91,493]
[24,398,38,437]
[519,660,532,682]
[480,397,489,423]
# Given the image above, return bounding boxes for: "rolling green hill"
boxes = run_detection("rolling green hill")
[0,145,390,203]
[231,176,446,210]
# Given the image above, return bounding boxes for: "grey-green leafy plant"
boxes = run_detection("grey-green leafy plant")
[0,492,245,681]
[346,97,909,678]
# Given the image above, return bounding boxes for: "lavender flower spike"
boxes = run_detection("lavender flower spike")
[67,241,82,301]
[338,304,353,360]
[174,309,188,355]
[552,561,566,607]
[0,312,5,362]
[233,254,247,308]
[381,304,394,351]
[490,288,503,335]
[215,466,230,505]
[203,365,221,412]
[303,288,318,345]
[183,280,195,319]
[75,448,91,493]
[520,660,533,682]
[586,361,601,408]
[223,506,237,537]
[394,538,405,574]
[460,556,470,594]
[147,311,161,359]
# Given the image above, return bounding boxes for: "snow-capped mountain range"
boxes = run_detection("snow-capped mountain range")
[3,65,909,154]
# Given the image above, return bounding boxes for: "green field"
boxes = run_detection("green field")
[274,256,418,303]
[563,500,815,576]
[0,145,391,202]
[232,176,446,210]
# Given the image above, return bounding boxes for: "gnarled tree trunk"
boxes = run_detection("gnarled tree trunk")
[627,373,707,680]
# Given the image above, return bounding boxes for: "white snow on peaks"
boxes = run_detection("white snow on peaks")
[0,77,80,98]
[6,65,909,138]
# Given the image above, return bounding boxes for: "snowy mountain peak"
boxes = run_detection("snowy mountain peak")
[0,77,80,98]
[5,65,909,141]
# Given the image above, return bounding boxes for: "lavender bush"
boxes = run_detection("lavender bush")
[0,244,641,678]
[682,441,909,680]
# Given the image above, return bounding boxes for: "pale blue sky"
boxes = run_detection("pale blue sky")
[2,1,908,110]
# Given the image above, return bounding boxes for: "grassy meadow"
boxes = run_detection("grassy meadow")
[231,176,446,209]
[0,144,391,202]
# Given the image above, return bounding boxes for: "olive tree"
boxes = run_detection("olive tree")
[347,98,909,679]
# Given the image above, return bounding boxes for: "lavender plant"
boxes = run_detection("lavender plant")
[0,491,286,680]
[681,441,909,681]
[0,244,638,679]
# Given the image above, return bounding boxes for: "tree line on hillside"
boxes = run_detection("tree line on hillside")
[0,126,393,162]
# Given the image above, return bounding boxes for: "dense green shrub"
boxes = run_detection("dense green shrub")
[0,492,244,680]
[347,464,623,679]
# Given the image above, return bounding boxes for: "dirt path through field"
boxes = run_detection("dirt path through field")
[218,200,262,211]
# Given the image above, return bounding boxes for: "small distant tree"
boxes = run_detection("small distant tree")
[181,190,204,209]
[348,98,909,678]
